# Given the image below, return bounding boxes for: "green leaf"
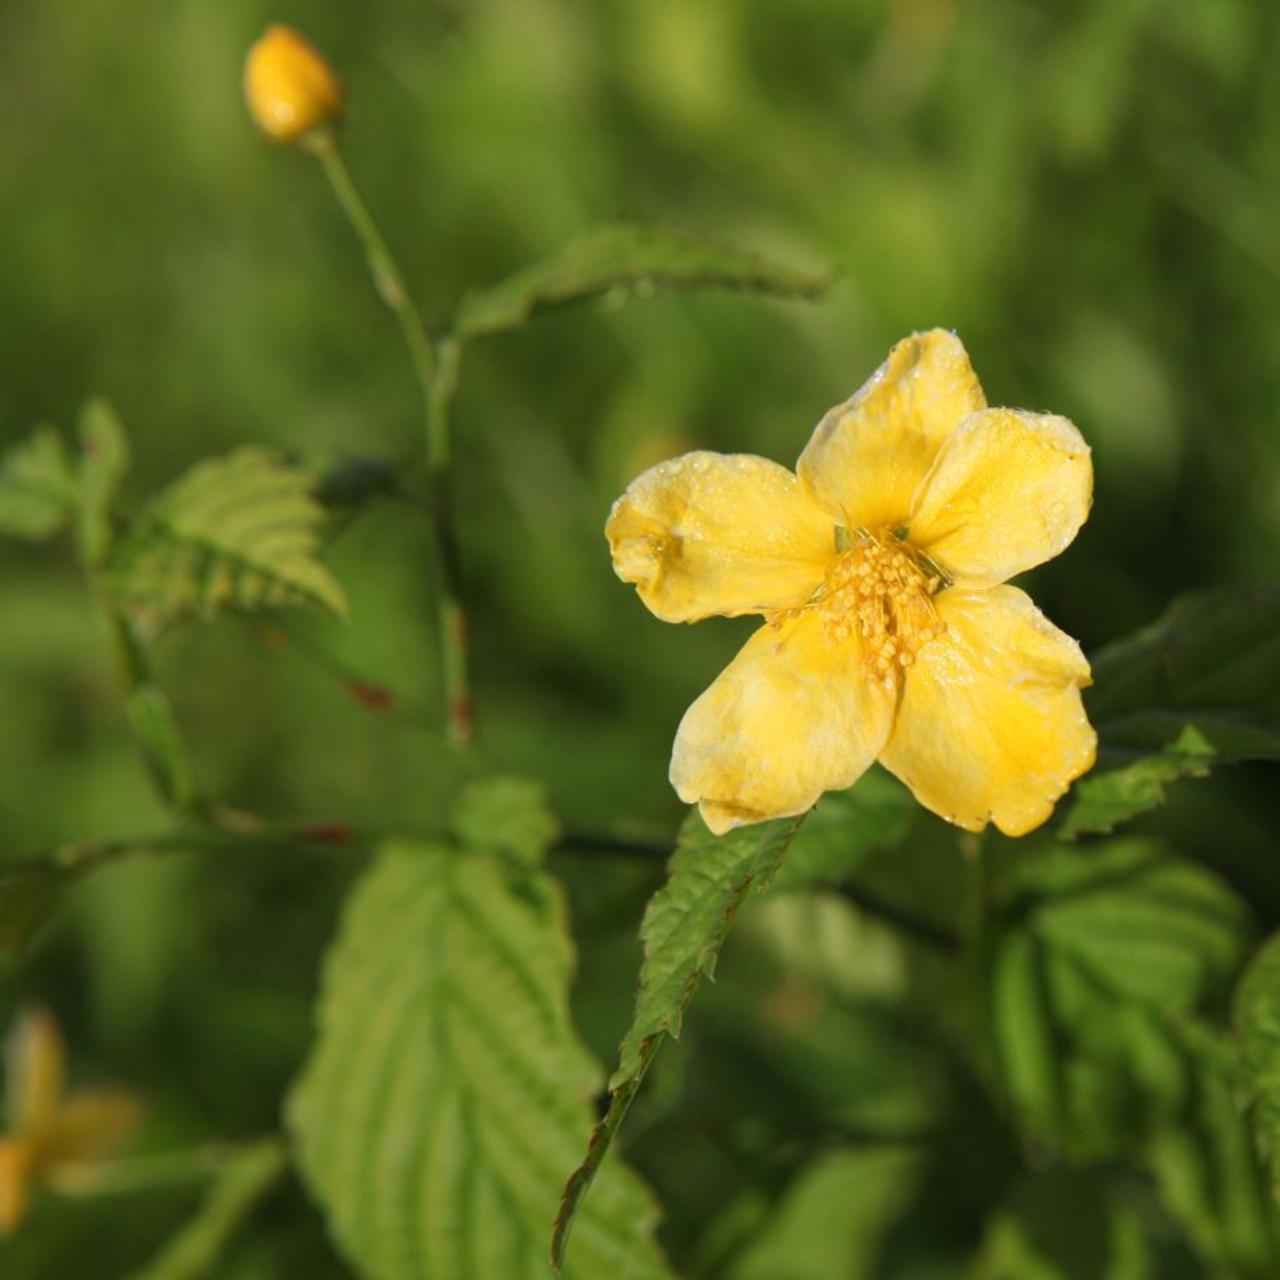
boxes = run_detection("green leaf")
[124,1140,286,1280]
[454,223,828,340]
[553,812,804,1269]
[613,812,804,1083]
[77,397,130,565]
[990,926,1065,1140]
[728,1149,927,1280]
[0,861,64,955]
[770,770,915,892]
[450,775,561,867]
[972,1171,1156,1280]
[1089,590,1280,721]
[1234,932,1280,1197]
[1065,590,1280,836]
[107,448,347,636]
[1145,1022,1280,1277]
[1060,745,1206,840]
[987,842,1277,1272]
[0,425,76,540]
[289,842,672,1280]
[988,839,1252,1146]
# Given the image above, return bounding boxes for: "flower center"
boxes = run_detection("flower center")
[815,530,945,683]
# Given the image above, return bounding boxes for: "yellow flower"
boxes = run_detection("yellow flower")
[244,25,345,144]
[606,330,1096,837]
[0,1010,141,1235]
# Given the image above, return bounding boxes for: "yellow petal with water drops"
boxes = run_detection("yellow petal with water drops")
[907,408,1091,587]
[797,329,986,532]
[670,611,897,834]
[879,585,1096,836]
[5,1010,64,1137]
[606,452,834,623]
[0,1137,36,1236]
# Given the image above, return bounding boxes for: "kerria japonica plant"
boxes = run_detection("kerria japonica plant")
[4,18,1280,1280]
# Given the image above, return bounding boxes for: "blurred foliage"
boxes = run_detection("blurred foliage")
[3,0,1280,1277]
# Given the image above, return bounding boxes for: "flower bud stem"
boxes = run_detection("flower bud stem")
[311,134,474,749]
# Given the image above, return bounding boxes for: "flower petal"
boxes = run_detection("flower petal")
[907,409,1092,586]
[797,329,986,531]
[0,1138,36,1236]
[606,452,833,623]
[671,611,896,834]
[879,586,1096,836]
[5,1010,64,1137]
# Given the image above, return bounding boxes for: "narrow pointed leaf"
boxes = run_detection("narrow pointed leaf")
[455,223,828,340]
[553,811,804,1268]
[770,770,915,892]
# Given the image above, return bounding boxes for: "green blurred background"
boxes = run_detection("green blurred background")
[2,0,1279,1275]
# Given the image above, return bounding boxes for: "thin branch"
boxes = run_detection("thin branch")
[832,881,960,953]
[311,133,474,748]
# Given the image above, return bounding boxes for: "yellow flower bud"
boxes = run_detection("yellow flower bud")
[244,25,345,144]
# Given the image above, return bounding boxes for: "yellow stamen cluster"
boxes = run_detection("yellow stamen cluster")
[814,533,944,684]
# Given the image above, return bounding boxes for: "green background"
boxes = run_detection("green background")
[2,0,1278,1276]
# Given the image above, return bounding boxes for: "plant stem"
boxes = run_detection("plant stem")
[48,1140,278,1196]
[26,823,382,880]
[832,882,960,954]
[104,608,201,817]
[311,134,474,748]
[425,336,472,743]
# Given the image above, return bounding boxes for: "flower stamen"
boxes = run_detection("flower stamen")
[812,531,946,684]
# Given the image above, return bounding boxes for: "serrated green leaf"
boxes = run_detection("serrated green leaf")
[107,448,347,636]
[454,223,828,340]
[554,811,804,1269]
[450,775,561,867]
[1234,932,1280,1197]
[124,1140,286,1280]
[0,862,64,955]
[1060,750,1205,840]
[77,397,129,565]
[988,842,1276,1272]
[0,425,76,540]
[1006,839,1250,1012]
[770,770,915,892]
[989,839,1251,1145]
[615,811,804,1084]
[289,842,672,1280]
[1065,591,1280,836]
